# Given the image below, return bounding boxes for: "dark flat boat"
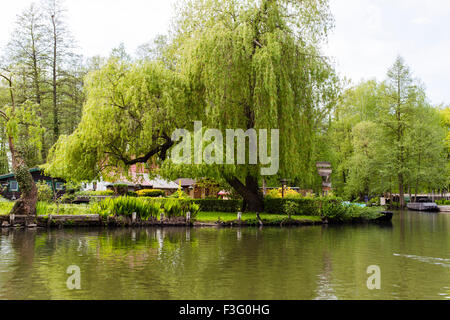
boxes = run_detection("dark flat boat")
[406,202,439,212]
[375,211,394,222]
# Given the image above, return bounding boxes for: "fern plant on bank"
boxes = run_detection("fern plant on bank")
[91,196,162,220]
[163,199,183,219]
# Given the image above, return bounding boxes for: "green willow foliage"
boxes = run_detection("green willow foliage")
[45,59,192,182]
[163,0,339,186]
[46,0,339,199]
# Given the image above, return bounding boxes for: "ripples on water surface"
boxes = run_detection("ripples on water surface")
[0,210,448,300]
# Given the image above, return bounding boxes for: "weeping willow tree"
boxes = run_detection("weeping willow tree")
[162,0,339,210]
[46,0,339,211]
[44,58,193,183]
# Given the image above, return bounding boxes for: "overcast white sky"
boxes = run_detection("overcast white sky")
[0,0,449,105]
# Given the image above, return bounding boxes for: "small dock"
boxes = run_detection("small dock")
[438,206,450,213]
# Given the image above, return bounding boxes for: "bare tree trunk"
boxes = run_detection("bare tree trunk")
[1,72,38,216]
[51,14,59,144]
[9,137,38,216]
[398,173,405,208]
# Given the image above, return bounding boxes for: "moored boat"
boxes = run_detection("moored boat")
[406,202,439,212]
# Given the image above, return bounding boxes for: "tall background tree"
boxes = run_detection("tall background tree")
[0,68,44,216]
[328,58,448,205]
[5,3,48,163]
[0,0,87,215]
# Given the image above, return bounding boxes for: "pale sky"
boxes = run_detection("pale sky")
[0,0,449,105]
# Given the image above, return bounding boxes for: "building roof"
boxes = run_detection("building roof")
[147,177,179,189]
[0,168,42,181]
[106,175,180,190]
[174,178,196,187]
[105,181,136,187]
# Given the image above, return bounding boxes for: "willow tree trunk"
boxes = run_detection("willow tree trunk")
[9,138,38,216]
[226,175,264,212]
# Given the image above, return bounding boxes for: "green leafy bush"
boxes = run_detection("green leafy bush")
[283,201,299,219]
[264,198,321,216]
[348,206,383,220]
[322,199,349,222]
[190,199,242,212]
[136,189,165,197]
[65,181,82,194]
[77,190,115,196]
[36,181,54,202]
[60,193,76,203]
[368,197,381,207]
[436,199,450,205]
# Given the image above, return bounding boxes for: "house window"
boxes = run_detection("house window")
[9,180,19,192]
[55,182,65,191]
[46,181,53,189]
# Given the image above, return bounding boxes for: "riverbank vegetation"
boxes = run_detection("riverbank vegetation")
[1,193,384,226]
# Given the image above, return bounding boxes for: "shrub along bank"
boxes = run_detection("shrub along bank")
[264,197,384,223]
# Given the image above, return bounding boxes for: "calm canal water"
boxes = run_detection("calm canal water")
[0,210,449,300]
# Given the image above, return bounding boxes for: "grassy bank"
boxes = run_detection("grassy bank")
[0,201,90,216]
[0,201,14,215]
[0,200,322,223]
[195,212,322,224]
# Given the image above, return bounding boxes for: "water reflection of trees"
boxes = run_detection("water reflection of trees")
[0,215,449,299]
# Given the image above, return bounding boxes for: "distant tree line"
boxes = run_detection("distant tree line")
[327,57,449,205]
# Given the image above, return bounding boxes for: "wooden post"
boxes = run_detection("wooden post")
[237,212,242,221]
[186,211,191,223]
[132,212,137,224]
[160,212,164,222]
[10,213,15,225]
